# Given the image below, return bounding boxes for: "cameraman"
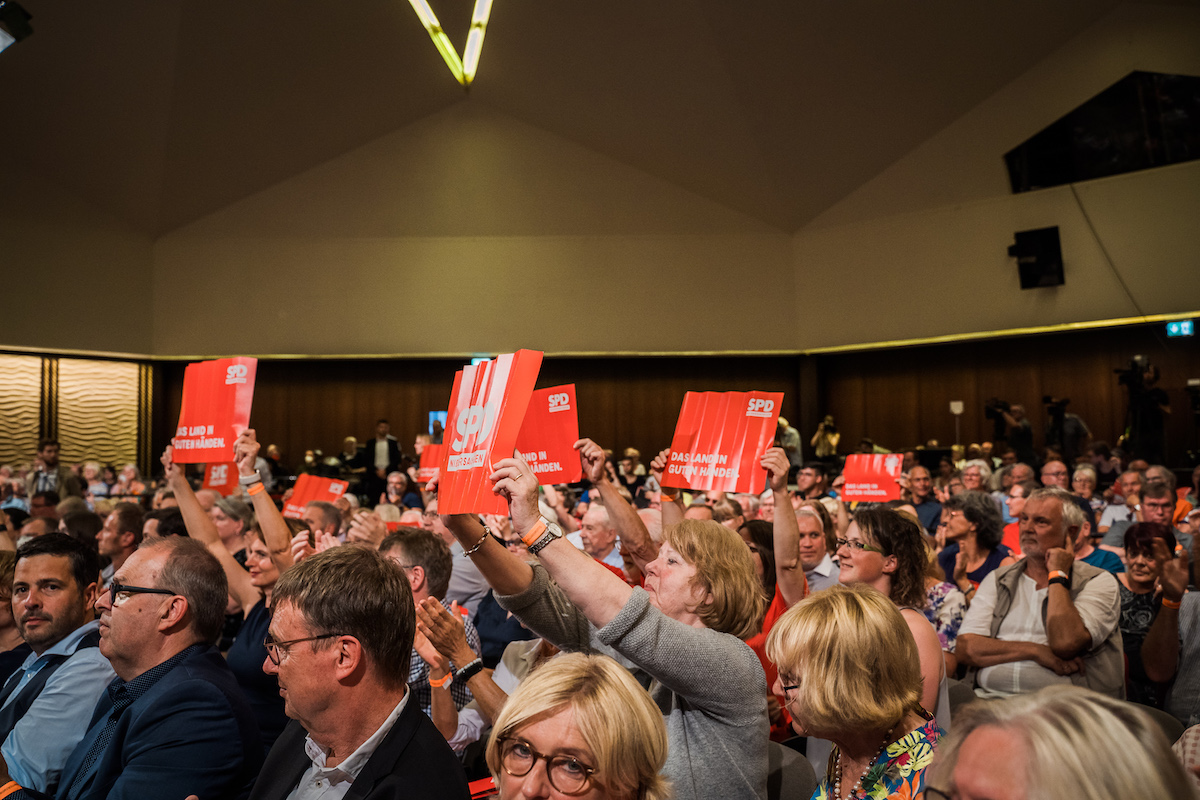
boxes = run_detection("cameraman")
[1044,397,1090,465]
[1001,404,1037,466]
[1128,363,1171,464]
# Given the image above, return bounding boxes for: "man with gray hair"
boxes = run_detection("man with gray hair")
[957,487,1123,698]
[578,504,623,569]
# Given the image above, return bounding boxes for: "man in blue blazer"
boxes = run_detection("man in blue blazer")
[246,546,469,800]
[0,537,264,800]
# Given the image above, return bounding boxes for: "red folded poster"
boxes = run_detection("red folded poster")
[172,357,257,464]
[202,463,238,497]
[417,444,445,485]
[283,474,350,519]
[840,453,905,502]
[438,350,544,515]
[663,391,784,495]
[515,385,583,486]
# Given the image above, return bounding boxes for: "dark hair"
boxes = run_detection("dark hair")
[108,502,145,546]
[61,511,103,551]
[739,520,776,599]
[801,462,827,478]
[853,507,928,609]
[16,532,101,594]
[149,537,228,644]
[1142,482,1174,503]
[37,439,60,452]
[145,508,188,537]
[305,501,341,532]
[379,530,452,601]
[1124,522,1176,559]
[943,490,1005,549]
[31,490,60,507]
[273,546,414,688]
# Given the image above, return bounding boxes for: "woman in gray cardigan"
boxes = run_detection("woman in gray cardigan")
[437,450,771,800]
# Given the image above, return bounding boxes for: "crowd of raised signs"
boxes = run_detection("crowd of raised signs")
[2,415,1200,800]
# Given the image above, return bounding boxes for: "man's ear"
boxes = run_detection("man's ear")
[408,565,425,593]
[119,530,138,551]
[159,594,190,632]
[331,635,365,681]
[81,581,101,611]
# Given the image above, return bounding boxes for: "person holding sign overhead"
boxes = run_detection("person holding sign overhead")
[433,446,769,800]
[164,430,297,750]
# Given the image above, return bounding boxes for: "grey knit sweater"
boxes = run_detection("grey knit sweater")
[496,565,769,800]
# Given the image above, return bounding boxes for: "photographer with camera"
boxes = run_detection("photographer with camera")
[1118,356,1171,465]
[985,400,1037,466]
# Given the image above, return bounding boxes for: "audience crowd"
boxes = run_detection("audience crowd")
[1,410,1199,800]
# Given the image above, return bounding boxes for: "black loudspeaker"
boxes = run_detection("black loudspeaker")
[1008,226,1063,289]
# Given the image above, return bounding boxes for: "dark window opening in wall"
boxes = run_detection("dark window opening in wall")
[1004,71,1200,193]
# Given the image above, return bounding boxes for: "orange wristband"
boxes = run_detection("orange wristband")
[0,781,23,799]
[1048,570,1069,581]
[521,518,549,548]
[1163,596,1183,610]
[660,490,678,503]
[428,672,452,688]
[247,482,266,496]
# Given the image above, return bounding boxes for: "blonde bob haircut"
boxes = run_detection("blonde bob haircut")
[765,584,922,736]
[927,685,1196,800]
[486,652,669,800]
[663,519,765,639]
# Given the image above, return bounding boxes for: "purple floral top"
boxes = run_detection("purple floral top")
[923,582,967,652]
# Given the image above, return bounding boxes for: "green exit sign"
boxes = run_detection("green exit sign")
[1166,320,1194,337]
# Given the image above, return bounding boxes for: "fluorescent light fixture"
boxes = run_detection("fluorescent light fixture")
[405,0,495,88]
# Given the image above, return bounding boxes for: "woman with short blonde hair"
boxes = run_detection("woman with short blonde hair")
[767,584,943,800]
[926,685,1195,800]
[486,653,669,800]
[664,518,765,639]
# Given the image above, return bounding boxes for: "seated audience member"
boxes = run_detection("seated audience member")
[166,433,296,748]
[96,503,143,586]
[381,471,423,510]
[1115,523,1174,707]
[441,448,768,800]
[141,507,186,541]
[0,535,115,797]
[58,512,101,553]
[1101,481,1194,560]
[1098,469,1142,533]
[110,464,146,500]
[300,500,341,544]
[578,504,625,570]
[767,585,944,800]
[212,495,254,565]
[957,488,1123,698]
[1140,536,1200,725]
[79,463,107,501]
[907,466,942,534]
[937,490,1015,599]
[712,497,745,532]
[17,517,54,544]
[682,501,713,521]
[1040,459,1097,529]
[1000,479,1036,555]
[1072,518,1124,576]
[485,652,669,800]
[837,507,948,728]
[7,537,265,799]
[1072,464,1105,514]
[0,552,31,680]
[960,460,992,493]
[379,532,481,721]
[796,500,839,593]
[28,492,60,523]
[1144,464,1192,524]
[926,685,1194,800]
[249,546,469,800]
[417,499,489,618]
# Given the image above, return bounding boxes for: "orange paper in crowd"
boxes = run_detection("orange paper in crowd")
[283,474,349,519]
[172,357,257,463]
[201,462,238,496]
[418,444,445,485]
[841,453,904,502]
[514,384,583,486]
[663,390,784,495]
[438,350,544,515]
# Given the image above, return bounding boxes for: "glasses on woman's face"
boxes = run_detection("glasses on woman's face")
[498,737,597,796]
[835,537,881,553]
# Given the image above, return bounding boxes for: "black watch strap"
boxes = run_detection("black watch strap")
[455,658,485,683]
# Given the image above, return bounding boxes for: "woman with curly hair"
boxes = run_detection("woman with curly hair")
[937,489,1015,600]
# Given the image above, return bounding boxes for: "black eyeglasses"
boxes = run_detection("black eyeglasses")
[835,537,882,553]
[104,580,177,605]
[498,737,597,796]
[263,632,346,665]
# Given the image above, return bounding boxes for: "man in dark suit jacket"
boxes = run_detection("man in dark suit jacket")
[248,546,468,800]
[0,537,264,800]
[362,420,403,506]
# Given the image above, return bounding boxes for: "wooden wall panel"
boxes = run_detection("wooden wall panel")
[57,358,140,467]
[0,355,42,466]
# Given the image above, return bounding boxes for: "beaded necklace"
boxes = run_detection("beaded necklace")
[831,724,895,800]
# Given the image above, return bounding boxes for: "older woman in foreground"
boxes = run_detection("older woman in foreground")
[767,584,944,800]
[485,652,669,800]
[925,685,1196,800]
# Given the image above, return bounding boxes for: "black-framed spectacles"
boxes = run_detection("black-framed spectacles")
[104,580,177,605]
[835,537,882,553]
[498,737,597,796]
[263,632,346,666]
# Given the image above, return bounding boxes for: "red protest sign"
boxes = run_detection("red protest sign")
[417,444,445,485]
[172,357,257,463]
[840,453,904,502]
[663,391,784,495]
[438,350,544,515]
[202,463,238,496]
[283,474,350,519]
[515,385,583,486]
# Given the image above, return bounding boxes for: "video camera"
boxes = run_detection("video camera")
[1115,355,1152,391]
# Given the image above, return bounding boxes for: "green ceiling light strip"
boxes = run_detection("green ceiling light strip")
[406,0,495,88]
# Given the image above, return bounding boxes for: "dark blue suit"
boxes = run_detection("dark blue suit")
[54,645,263,800]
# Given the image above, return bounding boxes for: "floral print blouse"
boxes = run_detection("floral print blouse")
[813,715,944,800]
[923,582,967,652]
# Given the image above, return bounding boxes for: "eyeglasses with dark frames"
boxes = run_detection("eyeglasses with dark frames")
[104,580,178,605]
[263,632,347,666]
[835,537,882,553]
[497,737,597,796]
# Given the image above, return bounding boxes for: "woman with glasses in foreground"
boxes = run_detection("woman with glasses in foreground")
[925,685,1194,800]
[767,584,944,800]
[485,652,669,800]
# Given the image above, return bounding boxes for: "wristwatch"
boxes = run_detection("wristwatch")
[239,472,263,485]
[526,519,566,556]
[455,657,485,683]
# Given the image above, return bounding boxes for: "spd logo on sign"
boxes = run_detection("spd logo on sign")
[548,393,571,413]
[211,465,228,483]
[225,364,250,385]
[451,403,497,454]
[747,397,775,418]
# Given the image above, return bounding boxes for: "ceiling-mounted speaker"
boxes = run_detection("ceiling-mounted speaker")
[1008,226,1063,289]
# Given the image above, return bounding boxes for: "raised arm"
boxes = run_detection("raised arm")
[650,448,684,528]
[1142,539,1187,682]
[762,447,807,606]
[416,598,509,725]
[163,445,259,611]
[1043,546,1096,658]
[576,439,658,571]
[235,430,293,574]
